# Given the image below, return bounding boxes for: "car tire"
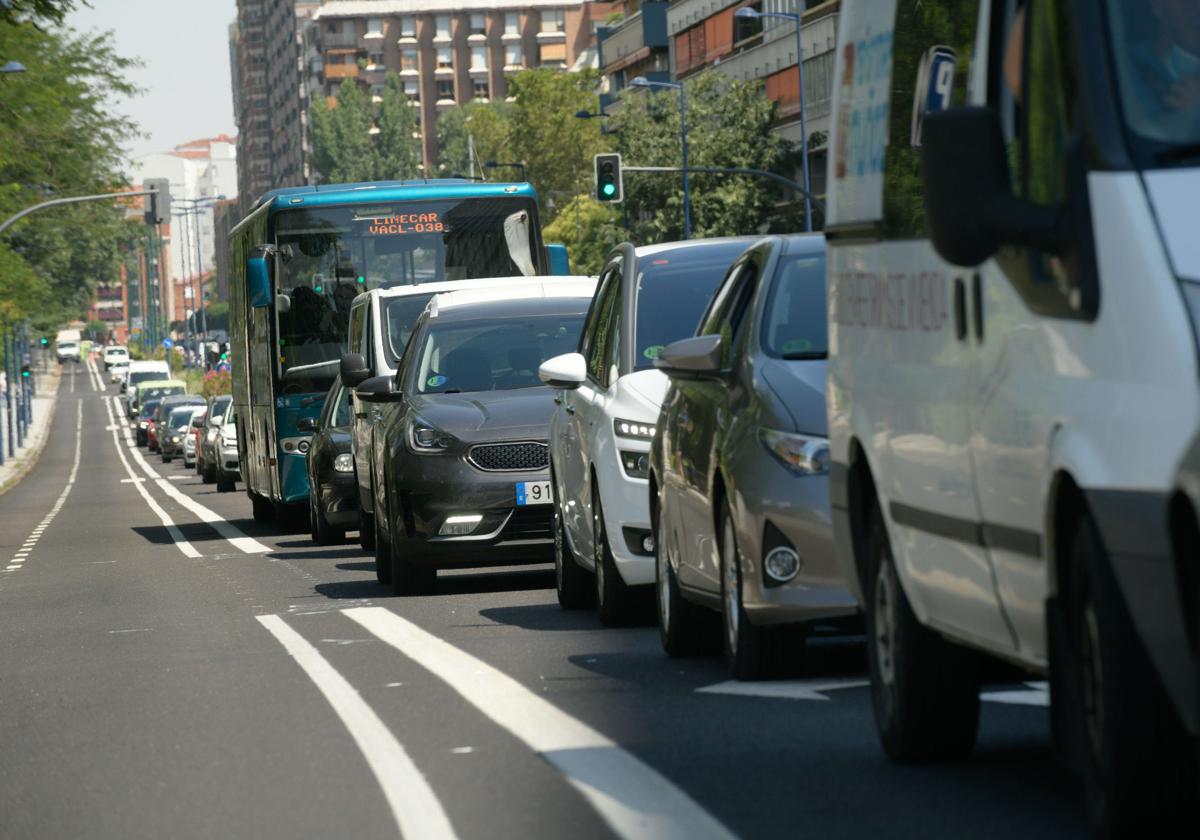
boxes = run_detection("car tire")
[554,493,594,610]
[161,453,172,464]
[657,509,711,657]
[372,507,393,585]
[310,489,343,546]
[389,507,434,596]
[1064,514,1194,836]
[203,462,217,484]
[250,493,274,523]
[216,469,235,493]
[864,500,980,761]
[593,484,632,627]
[360,510,376,552]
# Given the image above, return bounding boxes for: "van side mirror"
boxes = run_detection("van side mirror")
[340,352,370,388]
[921,107,1063,266]
[546,243,571,275]
[247,255,271,308]
[654,335,726,381]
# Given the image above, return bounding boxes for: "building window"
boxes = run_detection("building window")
[435,14,451,40]
[539,42,566,67]
[404,79,420,102]
[399,15,416,38]
[368,50,384,68]
[437,47,453,69]
[470,46,488,70]
[504,12,520,36]
[401,47,419,71]
[473,78,489,99]
[436,78,455,100]
[504,43,522,68]
[540,10,565,34]
[469,13,486,37]
[366,17,383,37]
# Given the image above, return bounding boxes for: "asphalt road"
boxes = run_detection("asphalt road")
[0,363,1089,839]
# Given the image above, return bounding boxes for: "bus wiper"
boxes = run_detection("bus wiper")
[1155,142,1200,165]
[780,350,828,360]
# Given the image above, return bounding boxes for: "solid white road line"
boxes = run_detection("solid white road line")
[344,607,736,840]
[256,614,458,840]
[109,397,269,554]
[696,678,869,702]
[86,357,103,392]
[101,393,201,558]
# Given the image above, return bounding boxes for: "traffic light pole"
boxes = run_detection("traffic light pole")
[622,166,826,218]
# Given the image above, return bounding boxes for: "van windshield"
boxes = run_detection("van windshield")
[384,293,436,365]
[1105,0,1200,163]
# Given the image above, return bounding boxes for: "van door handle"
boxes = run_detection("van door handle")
[972,273,984,342]
[954,278,967,342]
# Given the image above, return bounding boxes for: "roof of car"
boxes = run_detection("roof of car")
[158,394,203,405]
[361,275,595,305]
[426,278,596,320]
[128,360,170,371]
[425,293,594,325]
[633,236,761,259]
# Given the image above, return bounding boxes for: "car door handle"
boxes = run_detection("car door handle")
[971,272,984,342]
[954,278,968,342]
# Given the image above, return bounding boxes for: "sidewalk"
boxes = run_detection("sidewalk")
[0,366,62,497]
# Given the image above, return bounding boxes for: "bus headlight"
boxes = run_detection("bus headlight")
[280,436,311,456]
[333,453,354,473]
[759,428,830,476]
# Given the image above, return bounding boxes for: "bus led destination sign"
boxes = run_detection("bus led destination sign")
[365,212,445,235]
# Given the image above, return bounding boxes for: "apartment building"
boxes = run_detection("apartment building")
[302,1,597,173]
[596,2,672,109]
[666,0,839,202]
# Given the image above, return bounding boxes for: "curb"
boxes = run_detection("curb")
[0,368,64,498]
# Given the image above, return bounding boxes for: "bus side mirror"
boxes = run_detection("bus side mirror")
[922,107,1063,267]
[546,243,570,275]
[247,256,271,308]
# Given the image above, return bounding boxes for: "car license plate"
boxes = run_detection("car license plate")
[516,481,552,506]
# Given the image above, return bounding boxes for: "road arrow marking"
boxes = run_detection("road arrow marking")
[696,678,869,701]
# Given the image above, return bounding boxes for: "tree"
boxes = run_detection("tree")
[435,99,512,177]
[375,73,421,180]
[611,70,791,243]
[507,68,611,221]
[541,195,622,276]
[309,80,379,184]
[0,0,81,26]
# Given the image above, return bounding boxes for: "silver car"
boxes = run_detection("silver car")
[649,234,857,679]
[198,395,232,483]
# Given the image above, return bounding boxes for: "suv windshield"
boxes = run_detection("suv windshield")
[273,197,542,390]
[139,385,185,402]
[762,253,828,358]
[384,293,436,365]
[415,313,584,394]
[1105,0,1200,163]
[169,410,195,430]
[633,242,752,371]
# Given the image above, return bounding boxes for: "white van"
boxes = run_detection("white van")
[123,360,171,417]
[825,1,1197,834]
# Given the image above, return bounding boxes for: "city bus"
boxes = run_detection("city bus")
[228,179,561,522]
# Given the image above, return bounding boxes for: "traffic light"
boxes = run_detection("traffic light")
[20,363,30,379]
[594,153,623,203]
[39,337,48,346]
[143,177,171,225]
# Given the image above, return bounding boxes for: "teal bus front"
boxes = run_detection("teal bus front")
[228,180,550,511]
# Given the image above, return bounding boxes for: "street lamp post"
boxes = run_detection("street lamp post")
[735,5,814,232]
[630,76,691,240]
[173,195,225,370]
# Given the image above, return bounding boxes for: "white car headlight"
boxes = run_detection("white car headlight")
[222,435,237,448]
[333,453,354,473]
[759,428,830,476]
[613,418,656,441]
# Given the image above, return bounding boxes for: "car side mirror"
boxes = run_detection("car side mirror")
[921,107,1063,266]
[296,416,318,433]
[355,375,403,403]
[340,352,370,388]
[247,255,272,308]
[538,352,586,390]
[654,335,725,381]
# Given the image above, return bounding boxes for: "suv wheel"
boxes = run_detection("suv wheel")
[593,485,631,626]
[554,470,593,610]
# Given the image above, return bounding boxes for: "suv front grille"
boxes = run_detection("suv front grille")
[468,441,549,472]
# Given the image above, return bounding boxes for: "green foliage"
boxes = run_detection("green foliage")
[0,16,142,330]
[0,0,81,26]
[436,99,512,177]
[310,76,423,184]
[611,71,791,243]
[541,195,622,275]
[84,319,107,339]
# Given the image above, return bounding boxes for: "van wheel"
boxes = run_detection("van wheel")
[1065,514,1194,836]
[865,500,980,761]
[553,472,593,610]
[250,493,274,523]
[360,510,376,552]
[593,486,631,626]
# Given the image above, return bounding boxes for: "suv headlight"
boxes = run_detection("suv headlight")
[759,428,830,476]
[614,418,656,441]
[408,418,452,453]
[333,453,354,473]
[222,435,237,448]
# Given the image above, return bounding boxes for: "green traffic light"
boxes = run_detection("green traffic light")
[602,183,616,196]
[21,370,29,378]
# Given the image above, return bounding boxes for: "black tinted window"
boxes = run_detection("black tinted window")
[762,253,828,358]
[632,242,747,370]
[383,294,435,365]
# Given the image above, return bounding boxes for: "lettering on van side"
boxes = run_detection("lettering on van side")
[831,271,949,333]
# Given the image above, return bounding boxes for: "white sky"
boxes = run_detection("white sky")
[65,0,238,165]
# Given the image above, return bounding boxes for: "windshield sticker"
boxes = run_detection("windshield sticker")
[782,339,814,354]
[642,345,665,360]
[364,212,446,236]
[427,374,447,388]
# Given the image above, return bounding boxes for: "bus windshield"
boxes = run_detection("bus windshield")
[273,197,540,391]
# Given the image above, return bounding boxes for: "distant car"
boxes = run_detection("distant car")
[56,341,80,364]
[102,345,128,371]
[161,404,202,463]
[215,407,239,492]
[109,359,129,384]
[152,395,204,455]
[123,362,172,416]
[183,407,206,469]
[650,234,856,678]
[360,285,592,594]
[542,237,758,625]
[137,399,163,447]
[304,378,356,545]
[198,395,232,483]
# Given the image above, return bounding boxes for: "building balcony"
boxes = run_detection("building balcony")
[598,2,668,74]
[324,63,360,80]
